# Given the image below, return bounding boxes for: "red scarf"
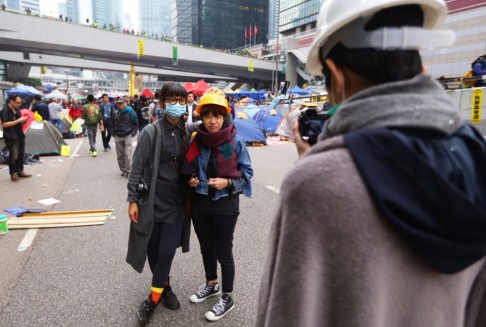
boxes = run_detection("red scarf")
[184,123,240,179]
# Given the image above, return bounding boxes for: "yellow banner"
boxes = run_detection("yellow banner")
[137,40,144,58]
[472,88,483,124]
[248,60,255,72]
[129,65,135,96]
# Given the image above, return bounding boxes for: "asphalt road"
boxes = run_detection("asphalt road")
[0,134,298,327]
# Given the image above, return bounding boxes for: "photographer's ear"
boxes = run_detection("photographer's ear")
[325,59,346,104]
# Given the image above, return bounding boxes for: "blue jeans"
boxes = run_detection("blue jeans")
[49,119,62,133]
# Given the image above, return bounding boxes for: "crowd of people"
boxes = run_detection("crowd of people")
[4,0,486,326]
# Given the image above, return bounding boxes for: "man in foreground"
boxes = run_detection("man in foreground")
[1,95,31,181]
[257,0,486,326]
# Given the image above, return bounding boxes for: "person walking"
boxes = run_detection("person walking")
[99,93,115,151]
[126,83,193,326]
[256,1,486,326]
[1,94,31,181]
[184,93,253,322]
[68,99,86,137]
[111,97,138,177]
[134,95,150,131]
[82,94,104,157]
[31,95,49,121]
[48,98,63,132]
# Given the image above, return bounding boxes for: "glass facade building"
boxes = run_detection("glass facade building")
[140,0,171,39]
[171,0,193,44]
[190,0,268,50]
[65,0,80,23]
[279,0,322,35]
[6,0,39,13]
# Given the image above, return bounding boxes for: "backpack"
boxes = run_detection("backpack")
[140,106,150,122]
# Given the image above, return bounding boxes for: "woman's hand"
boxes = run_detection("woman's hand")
[207,178,229,191]
[128,201,139,223]
[188,176,200,188]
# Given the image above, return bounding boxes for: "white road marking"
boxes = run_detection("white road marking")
[266,185,280,194]
[18,229,38,252]
[71,139,84,158]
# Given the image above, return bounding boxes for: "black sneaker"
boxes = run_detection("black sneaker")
[189,283,221,303]
[204,294,235,321]
[161,285,180,310]
[137,297,156,326]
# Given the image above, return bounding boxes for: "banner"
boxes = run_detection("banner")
[472,88,483,124]
[172,46,178,66]
[129,65,135,96]
[137,40,144,58]
[248,60,255,72]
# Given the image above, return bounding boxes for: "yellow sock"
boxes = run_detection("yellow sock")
[151,286,164,305]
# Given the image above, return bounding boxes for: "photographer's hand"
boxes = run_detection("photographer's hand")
[293,120,311,157]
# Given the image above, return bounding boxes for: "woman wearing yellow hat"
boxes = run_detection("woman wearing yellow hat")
[183,93,253,321]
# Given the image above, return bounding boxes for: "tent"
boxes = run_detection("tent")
[6,84,42,96]
[24,121,67,155]
[233,113,266,145]
[45,89,68,100]
[192,80,211,96]
[140,88,155,98]
[254,107,284,135]
[275,103,321,140]
[226,90,266,101]
[242,105,261,119]
[289,85,311,95]
[183,82,194,92]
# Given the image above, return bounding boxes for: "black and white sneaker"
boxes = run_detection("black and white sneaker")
[205,294,235,321]
[189,283,221,303]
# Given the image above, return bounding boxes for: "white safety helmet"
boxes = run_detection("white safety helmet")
[306,0,455,76]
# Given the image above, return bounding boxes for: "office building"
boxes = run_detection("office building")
[268,0,279,41]
[139,0,171,39]
[6,0,39,13]
[279,0,322,36]
[172,0,268,50]
[422,0,486,78]
[66,0,80,23]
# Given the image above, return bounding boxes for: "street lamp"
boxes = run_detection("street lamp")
[273,0,280,94]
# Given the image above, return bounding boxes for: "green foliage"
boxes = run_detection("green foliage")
[19,77,42,87]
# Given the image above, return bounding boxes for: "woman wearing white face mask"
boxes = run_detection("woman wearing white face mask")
[126,83,193,326]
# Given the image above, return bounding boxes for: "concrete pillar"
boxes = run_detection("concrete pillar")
[286,54,298,88]
[6,63,32,82]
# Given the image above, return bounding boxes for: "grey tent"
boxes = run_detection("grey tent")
[24,121,67,155]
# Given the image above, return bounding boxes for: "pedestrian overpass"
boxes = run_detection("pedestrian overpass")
[0,10,277,83]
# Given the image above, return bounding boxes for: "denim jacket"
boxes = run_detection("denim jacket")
[195,135,253,201]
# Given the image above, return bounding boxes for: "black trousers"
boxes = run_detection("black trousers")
[5,139,25,175]
[147,218,184,288]
[101,119,113,149]
[191,212,238,293]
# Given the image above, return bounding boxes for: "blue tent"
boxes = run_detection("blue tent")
[6,87,36,96]
[254,107,284,135]
[233,116,266,144]
[242,105,261,119]
[226,90,266,101]
[289,85,311,95]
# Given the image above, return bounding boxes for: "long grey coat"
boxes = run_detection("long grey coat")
[126,119,191,273]
[256,75,486,326]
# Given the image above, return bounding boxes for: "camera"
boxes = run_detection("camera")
[298,108,329,145]
[136,178,149,194]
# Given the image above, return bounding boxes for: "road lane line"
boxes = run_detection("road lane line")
[70,139,84,157]
[266,185,280,194]
[18,229,38,252]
